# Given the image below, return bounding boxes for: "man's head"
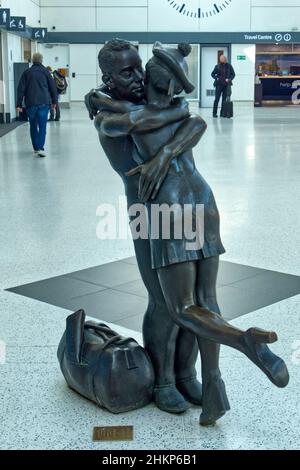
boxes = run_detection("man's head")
[98,39,145,103]
[219,55,227,64]
[32,52,43,64]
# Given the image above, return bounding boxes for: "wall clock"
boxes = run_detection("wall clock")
[166,0,233,19]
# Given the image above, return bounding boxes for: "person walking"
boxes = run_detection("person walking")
[211,55,235,118]
[47,67,68,122]
[17,53,57,157]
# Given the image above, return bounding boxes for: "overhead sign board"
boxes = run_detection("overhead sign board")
[0,8,10,27]
[7,16,26,31]
[32,28,48,41]
[45,31,300,45]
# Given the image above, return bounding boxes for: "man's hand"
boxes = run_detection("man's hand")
[85,89,100,120]
[16,107,23,113]
[51,104,57,110]
[126,149,172,202]
[85,88,143,121]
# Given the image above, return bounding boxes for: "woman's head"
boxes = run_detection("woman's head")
[145,58,183,97]
[145,43,195,99]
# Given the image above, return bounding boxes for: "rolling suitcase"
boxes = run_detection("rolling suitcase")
[222,84,233,118]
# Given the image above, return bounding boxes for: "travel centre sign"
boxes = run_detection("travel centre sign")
[244,33,293,43]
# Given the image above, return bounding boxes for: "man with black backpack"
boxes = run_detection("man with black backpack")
[47,67,68,121]
[211,55,235,118]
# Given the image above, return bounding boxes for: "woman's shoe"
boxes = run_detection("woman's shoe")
[243,328,289,388]
[200,373,230,426]
[176,376,202,406]
[154,384,191,414]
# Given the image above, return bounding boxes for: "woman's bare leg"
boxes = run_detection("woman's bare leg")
[157,261,289,413]
[158,261,246,347]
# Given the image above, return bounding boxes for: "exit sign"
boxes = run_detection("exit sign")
[237,55,246,61]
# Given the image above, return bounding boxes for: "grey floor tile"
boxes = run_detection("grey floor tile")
[217,285,277,320]
[68,261,141,288]
[217,261,262,287]
[114,279,148,298]
[231,271,300,300]
[117,313,145,332]
[121,257,138,266]
[7,276,104,304]
[66,289,148,323]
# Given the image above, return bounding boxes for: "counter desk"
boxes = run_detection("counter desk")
[260,76,300,102]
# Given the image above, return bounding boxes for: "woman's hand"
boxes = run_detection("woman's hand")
[126,148,172,202]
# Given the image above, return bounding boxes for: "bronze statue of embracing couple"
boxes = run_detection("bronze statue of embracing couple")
[85,39,289,426]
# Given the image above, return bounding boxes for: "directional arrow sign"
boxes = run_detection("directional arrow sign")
[32,28,48,41]
[0,8,10,27]
[7,16,26,31]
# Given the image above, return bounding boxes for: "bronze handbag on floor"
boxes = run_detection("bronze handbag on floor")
[57,310,155,413]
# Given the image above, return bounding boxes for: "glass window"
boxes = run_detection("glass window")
[184,44,199,100]
[166,44,199,101]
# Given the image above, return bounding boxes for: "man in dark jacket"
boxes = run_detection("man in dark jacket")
[211,55,235,118]
[17,53,57,157]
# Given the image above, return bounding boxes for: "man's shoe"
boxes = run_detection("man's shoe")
[48,118,54,122]
[213,114,218,118]
[33,150,39,156]
[37,150,46,158]
[153,384,191,414]
[55,118,60,122]
[176,376,202,406]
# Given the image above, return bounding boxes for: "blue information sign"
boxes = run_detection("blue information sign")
[0,8,10,27]
[8,16,26,31]
[32,28,48,40]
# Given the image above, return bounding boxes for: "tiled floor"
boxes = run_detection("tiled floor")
[7,257,300,332]
[1,103,300,450]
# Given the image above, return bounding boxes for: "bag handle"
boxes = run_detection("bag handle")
[85,322,136,349]
[85,322,138,369]
[65,313,138,370]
